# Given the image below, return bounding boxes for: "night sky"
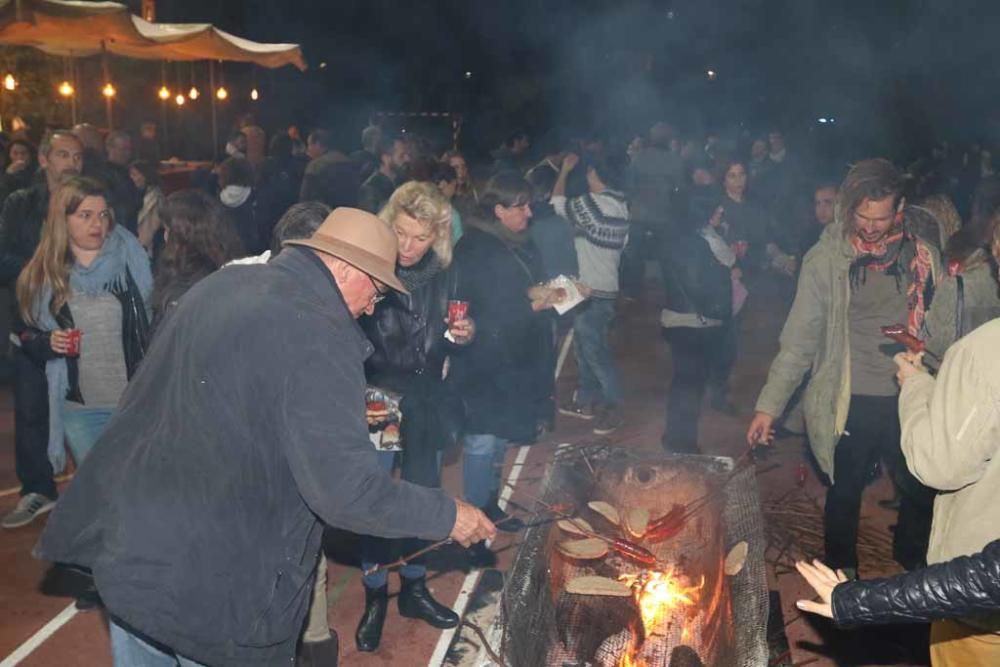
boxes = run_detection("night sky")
[144,0,1000,158]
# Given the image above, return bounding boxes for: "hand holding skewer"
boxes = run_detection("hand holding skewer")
[362,503,520,577]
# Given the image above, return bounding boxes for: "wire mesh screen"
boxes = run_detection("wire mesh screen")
[490,446,769,667]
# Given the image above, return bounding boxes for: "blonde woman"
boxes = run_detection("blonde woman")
[15,176,152,470]
[352,181,475,652]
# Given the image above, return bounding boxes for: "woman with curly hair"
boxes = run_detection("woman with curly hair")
[152,189,243,329]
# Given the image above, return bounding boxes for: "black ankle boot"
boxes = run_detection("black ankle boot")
[354,584,388,652]
[297,632,339,667]
[398,576,459,629]
[482,493,523,532]
[75,584,103,611]
[466,540,497,569]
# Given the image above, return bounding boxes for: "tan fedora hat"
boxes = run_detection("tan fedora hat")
[283,207,408,294]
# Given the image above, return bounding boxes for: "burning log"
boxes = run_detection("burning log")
[543,457,737,666]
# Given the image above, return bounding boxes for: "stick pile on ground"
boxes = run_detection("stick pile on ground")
[763,487,897,576]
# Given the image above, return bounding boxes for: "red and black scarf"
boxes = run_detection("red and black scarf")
[850,230,935,336]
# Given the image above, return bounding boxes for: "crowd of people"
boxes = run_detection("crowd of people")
[0,112,996,667]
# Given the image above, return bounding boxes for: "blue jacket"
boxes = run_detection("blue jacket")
[36,247,456,665]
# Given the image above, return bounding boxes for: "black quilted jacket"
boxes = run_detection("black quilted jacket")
[832,538,1000,626]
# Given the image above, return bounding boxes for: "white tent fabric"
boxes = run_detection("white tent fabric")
[0,0,306,69]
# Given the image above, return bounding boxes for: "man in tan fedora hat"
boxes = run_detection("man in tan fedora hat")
[36,207,496,667]
[284,206,408,317]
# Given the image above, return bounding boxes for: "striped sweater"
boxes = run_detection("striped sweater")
[551,190,630,298]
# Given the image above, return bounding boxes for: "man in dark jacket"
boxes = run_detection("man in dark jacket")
[359,135,408,214]
[101,130,141,234]
[36,208,495,666]
[299,129,359,210]
[0,130,83,530]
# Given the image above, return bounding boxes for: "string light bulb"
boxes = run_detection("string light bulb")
[58,80,74,97]
[158,85,170,100]
[188,86,199,100]
[102,82,116,98]
[215,86,228,100]
[175,93,185,106]
[250,87,259,101]
[3,74,16,91]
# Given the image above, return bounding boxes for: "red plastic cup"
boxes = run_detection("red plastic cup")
[447,299,469,326]
[65,329,81,357]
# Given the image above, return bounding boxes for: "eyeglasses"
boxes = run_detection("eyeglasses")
[368,275,389,304]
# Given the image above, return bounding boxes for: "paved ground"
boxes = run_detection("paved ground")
[0,274,930,666]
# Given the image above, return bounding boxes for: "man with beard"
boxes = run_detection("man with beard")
[359,135,409,214]
[101,130,141,234]
[0,130,84,528]
[748,159,941,579]
[300,129,358,210]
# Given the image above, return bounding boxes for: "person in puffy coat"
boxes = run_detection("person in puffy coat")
[795,539,1000,627]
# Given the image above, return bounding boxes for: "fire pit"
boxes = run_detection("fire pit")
[491,446,768,667]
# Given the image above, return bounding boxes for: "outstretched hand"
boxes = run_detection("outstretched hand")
[794,559,849,619]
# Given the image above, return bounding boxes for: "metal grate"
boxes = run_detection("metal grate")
[486,446,769,667]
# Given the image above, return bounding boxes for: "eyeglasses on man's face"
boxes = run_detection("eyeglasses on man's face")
[368,275,389,304]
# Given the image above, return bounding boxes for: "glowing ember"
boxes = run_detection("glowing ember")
[617,569,705,666]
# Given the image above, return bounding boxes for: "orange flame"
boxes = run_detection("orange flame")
[618,568,705,667]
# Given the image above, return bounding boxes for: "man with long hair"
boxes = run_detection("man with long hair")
[747,159,942,579]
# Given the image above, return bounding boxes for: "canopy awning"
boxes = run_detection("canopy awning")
[0,0,306,70]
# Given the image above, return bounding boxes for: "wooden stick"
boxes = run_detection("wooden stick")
[462,619,505,666]
[362,512,525,577]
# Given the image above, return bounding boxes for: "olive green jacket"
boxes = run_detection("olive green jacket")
[755,218,940,481]
[924,250,1000,360]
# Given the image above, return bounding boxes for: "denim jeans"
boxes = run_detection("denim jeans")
[462,434,508,508]
[572,297,623,407]
[360,451,426,587]
[63,406,115,465]
[110,618,207,667]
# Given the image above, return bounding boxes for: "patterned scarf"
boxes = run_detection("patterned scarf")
[849,229,934,336]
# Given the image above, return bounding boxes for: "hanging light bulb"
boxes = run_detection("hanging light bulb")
[158,85,170,100]
[188,86,199,100]
[216,86,228,100]
[58,80,75,97]
[3,74,16,91]
[102,82,116,98]
[175,93,185,106]
[250,87,259,101]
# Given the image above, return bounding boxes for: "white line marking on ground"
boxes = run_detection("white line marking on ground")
[427,443,532,667]
[0,602,78,666]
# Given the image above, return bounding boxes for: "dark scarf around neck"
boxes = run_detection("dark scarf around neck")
[465,215,530,247]
[397,251,443,292]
